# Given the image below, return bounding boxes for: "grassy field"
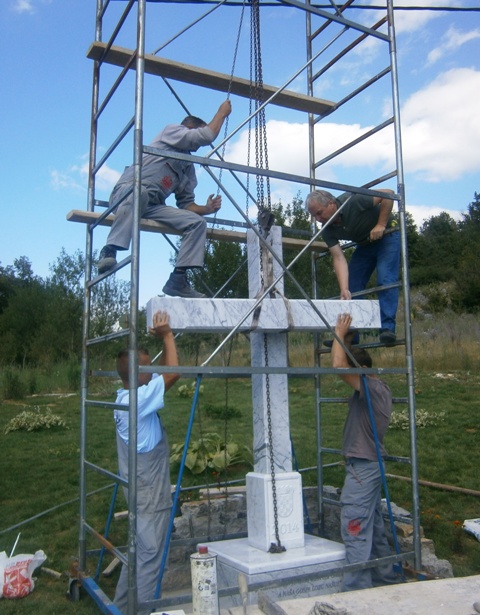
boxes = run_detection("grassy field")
[1,315,480,613]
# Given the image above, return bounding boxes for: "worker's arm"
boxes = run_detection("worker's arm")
[330,244,351,300]
[149,311,180,392]
[370,189,394,242]
[185,194,222,216]
[331,313,360,391]
[206,100,232,140]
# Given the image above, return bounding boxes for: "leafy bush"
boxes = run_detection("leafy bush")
[170,432,252,475]
[389,408,445,431]
[4,406,68,433]
[177,381,204,398]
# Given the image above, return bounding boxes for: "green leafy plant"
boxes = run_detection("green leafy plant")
[389,408,446,431]
[170,432,252,475]
[177,381,204,398]
[4,406,68,433]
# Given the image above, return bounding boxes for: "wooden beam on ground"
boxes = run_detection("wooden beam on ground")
[66,210,328,253]
[86,42,335,116]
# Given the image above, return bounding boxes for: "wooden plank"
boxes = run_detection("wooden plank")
[66,209,328,252]
[86,42,335,116]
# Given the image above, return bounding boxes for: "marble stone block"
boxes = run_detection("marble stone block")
[246,472,304,552]
[206,535,345,608]
[250,332,292,475]
[146,297,380,332]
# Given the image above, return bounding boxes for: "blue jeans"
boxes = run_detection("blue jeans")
[348,231,400,333]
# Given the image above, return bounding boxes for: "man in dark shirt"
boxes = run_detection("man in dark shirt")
[332,312,400,591]
[306,189,400,345]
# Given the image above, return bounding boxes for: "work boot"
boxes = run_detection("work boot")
[379,329,396,346]
[98,245,117,274]
[162,273,206,299]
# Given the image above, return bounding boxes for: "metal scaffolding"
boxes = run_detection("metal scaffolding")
[70,1,420,612]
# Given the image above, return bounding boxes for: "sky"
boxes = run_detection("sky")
[1,0,480,308]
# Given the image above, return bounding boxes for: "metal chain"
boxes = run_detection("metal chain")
[249,0,284,553]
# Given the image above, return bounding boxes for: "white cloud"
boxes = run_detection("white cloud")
[12,0,35,13]
[406,204,464,229]
[11,0,53,14]
[401,67,480,181]
[367,0,461,35]
[50,169,84,192]
[50,161,120,195]
[227,66,480,187]
[427,26,480,65]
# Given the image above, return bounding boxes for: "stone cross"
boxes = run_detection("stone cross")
[147,226,380,553]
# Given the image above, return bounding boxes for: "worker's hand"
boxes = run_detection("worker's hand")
[339,289,352,300]
[205,194,222,214]
[335,313,352,339]
[149,310,172,337]
[218,99,232,118]
[369,223,386,242]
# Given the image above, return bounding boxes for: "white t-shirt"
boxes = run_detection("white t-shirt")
[114,374,165,453]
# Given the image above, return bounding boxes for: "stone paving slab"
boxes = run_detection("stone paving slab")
[221,575,480,615]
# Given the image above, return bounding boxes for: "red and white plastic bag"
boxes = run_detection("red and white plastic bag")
[0,550,47,599]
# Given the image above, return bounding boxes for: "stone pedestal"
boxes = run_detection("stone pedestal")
[246,472,304,551]
[207,535,345,609]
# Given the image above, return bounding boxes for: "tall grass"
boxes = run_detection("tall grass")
[0,313,479,613]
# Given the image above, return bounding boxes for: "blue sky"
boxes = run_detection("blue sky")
[1,0,479,307]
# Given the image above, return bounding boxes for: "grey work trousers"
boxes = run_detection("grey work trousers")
[340,457,398,592]
[106,183,207,269]
[114,431,172,615]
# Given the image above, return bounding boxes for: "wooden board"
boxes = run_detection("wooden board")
[87,42,335,116]
[66,209,328,253]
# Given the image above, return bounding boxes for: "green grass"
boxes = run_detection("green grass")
[1,323,480,613]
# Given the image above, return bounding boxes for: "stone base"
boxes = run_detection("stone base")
[247,472,304,551]
[207,535,345,609]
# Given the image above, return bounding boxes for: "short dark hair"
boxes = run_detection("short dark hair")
[181,115,206,129]
[116,348,150,381]
[346,347,373,369]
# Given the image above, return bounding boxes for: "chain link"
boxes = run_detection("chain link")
[250,0,284,553]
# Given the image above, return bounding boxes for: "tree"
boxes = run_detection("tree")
[0,249,132,368]
[410,212,460,286]
[197,240,248,298]
[453,193,480,311]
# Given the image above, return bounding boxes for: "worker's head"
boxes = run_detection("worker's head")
[346,347,373,369]
[181,116,207,130]
[116,349,152,387]
[305,190,338,224]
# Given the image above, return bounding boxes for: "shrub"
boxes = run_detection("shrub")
[177,381,204,398]
[4,406,68,433]
[170,432,252,475]
[389,408,445,431]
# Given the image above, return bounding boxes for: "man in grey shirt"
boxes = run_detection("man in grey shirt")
[332,312,400,591]
[98,99,232,298]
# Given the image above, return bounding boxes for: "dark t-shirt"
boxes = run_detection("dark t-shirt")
[321,192,387,248]
[342,376,392,461]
